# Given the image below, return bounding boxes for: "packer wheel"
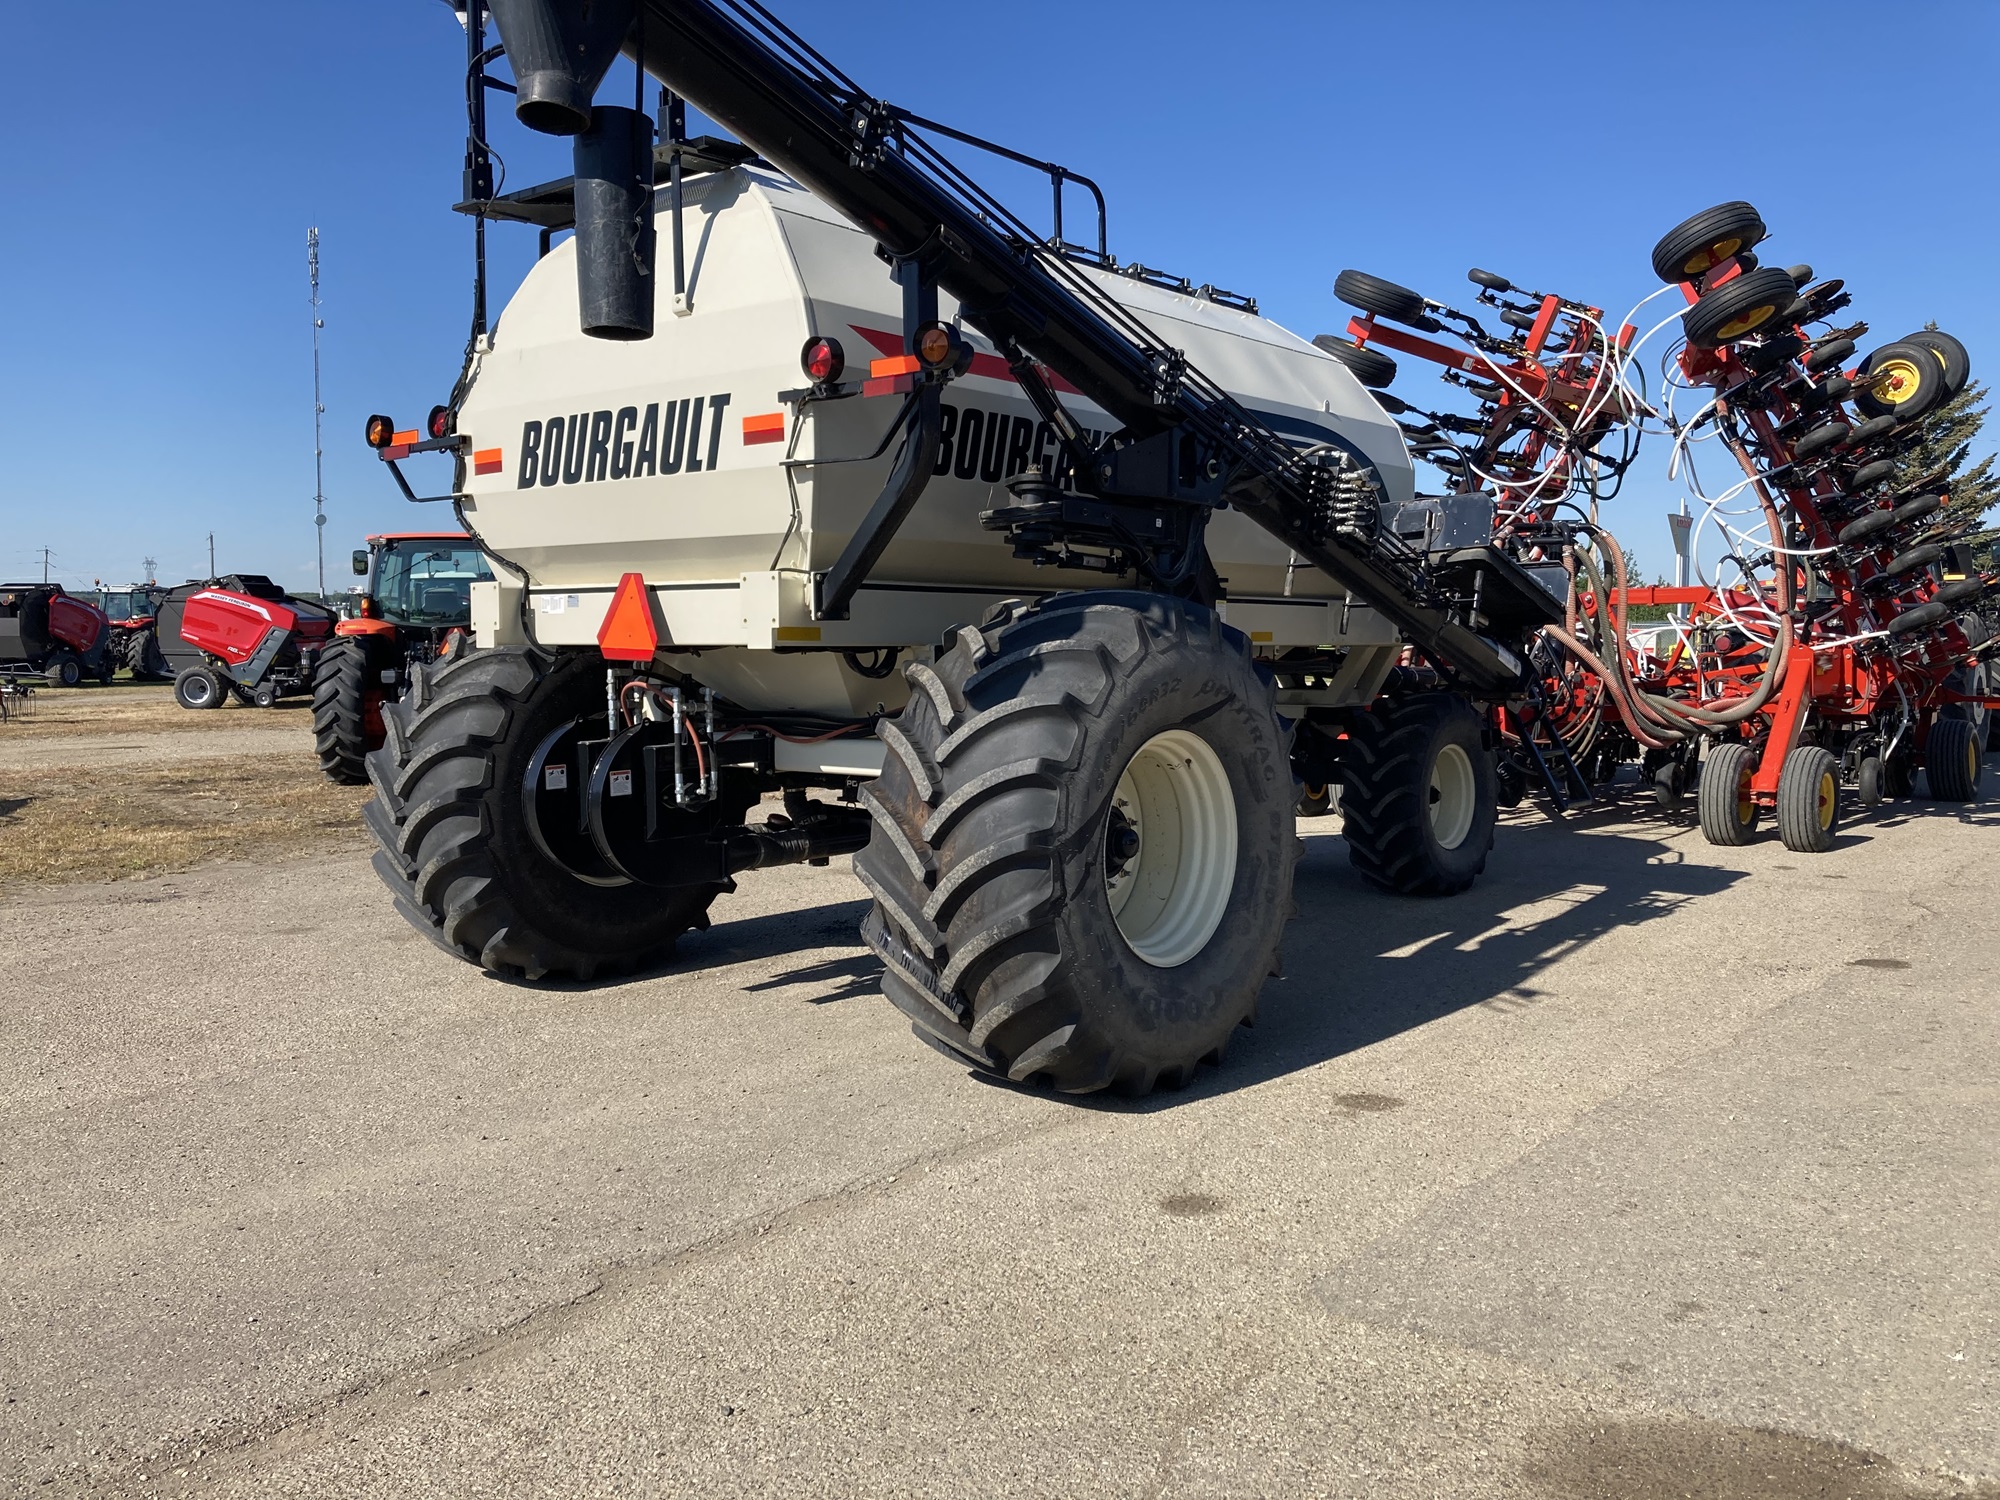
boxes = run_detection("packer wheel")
[363,646,725,981]
[1651,202,1767,284]
[1697,741,1760,846]
[1857,755,1885,808]
[1297,782,1336,818]
[1339,691,1496,895]
[1923,716,1982,804]
[313,636,387,785]
[1776,744,1840,853]
[855,592,1297,1095]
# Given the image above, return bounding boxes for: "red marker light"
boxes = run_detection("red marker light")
[427,404,453,441]
[801,336,845,385]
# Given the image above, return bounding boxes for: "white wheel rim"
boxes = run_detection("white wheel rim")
[1429,742,1477,850]
[1103,728,1237,969]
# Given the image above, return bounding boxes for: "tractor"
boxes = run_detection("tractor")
[311,532,493,782]
[79,585,171,680]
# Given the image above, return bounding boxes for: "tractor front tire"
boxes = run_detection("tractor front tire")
[1339,692,1496,896]
[363,646,723,981]
[855,593,1298,1095]
[314,636,385,785]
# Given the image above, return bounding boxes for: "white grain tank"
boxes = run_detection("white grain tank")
[458,165,1412,714]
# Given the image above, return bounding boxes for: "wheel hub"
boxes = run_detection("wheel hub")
[1428,742,1477,850]
[1104,729,1237,969]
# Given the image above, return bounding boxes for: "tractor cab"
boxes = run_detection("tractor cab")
[351,534,493,631]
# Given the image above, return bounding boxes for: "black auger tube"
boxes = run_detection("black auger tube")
[608,0,1520,692]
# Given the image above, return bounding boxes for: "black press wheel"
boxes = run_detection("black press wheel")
[1697,740,1761,846]
[1651,201,1768,284]
[1857,754,1885,808]
[173,665,227,710]
[363,647,727,981]
[1923,716,1982,803]
[1297,782,1335,818]
[1854,341,1949,423]
[253,681,280,709]
[1339,691,1497,896]
[1682,266,1800,349]
[855,592,1297,1095]
[1776,743,1841,854]
[1312,335,1398,389]
[1334,269,1428,327]
[1901,329,1970,399]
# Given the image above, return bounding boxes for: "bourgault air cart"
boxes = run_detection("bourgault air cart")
[365,0,1577,1094]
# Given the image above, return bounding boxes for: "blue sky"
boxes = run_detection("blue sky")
[3,1,1996,591]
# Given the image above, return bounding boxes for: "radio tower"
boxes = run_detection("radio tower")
[308,227,328,598]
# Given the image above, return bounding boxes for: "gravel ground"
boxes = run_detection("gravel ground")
[2,749,1995,1498]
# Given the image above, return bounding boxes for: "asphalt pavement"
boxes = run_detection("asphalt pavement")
[3,774,1996,1498]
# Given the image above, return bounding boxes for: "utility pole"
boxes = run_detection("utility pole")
[308,227,328,598]
[208,533,216,579]
[40,547,52,584]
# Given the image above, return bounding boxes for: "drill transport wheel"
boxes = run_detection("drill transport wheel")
[1923,716,1982,804]
[1339,691,1497,896]
[1682,266,1800,349]
[1651,201,1768,284]
[854,593,1297,1096]
[1854,341,1949,423]
[363,646,726,982]
[1333,269,1429,327]
[1776,744,1841,854]
[1698,741,1761,847]
[313,635,384,786]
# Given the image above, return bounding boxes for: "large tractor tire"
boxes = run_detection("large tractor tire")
[855,592,1298,1096]
[1338,691,1497,896]
[363,645,724,981]
[313,636,386,785]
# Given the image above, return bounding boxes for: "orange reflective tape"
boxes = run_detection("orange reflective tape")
[596,572,660,662]
[741,412,785,446]
[391,429,421,447]
[472,448,504,474]
[868,354,921,378]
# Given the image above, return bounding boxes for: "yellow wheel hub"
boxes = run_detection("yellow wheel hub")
[1716,303,1779,341]
[1873,357,1925,406]
[1816,770,1836,831]
[1736,764,1757,826]
[1683,236,1744,277]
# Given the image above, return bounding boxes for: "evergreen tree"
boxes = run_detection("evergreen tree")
[1891,326,1998,552]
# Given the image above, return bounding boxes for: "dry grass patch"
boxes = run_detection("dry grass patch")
[0,757,370,891]
[0,686,308,740]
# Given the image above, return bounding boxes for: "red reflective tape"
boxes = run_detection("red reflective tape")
[382,444,412,461]
[472,448,504,474]
[741,413,785,445]
[862,374,914,398]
